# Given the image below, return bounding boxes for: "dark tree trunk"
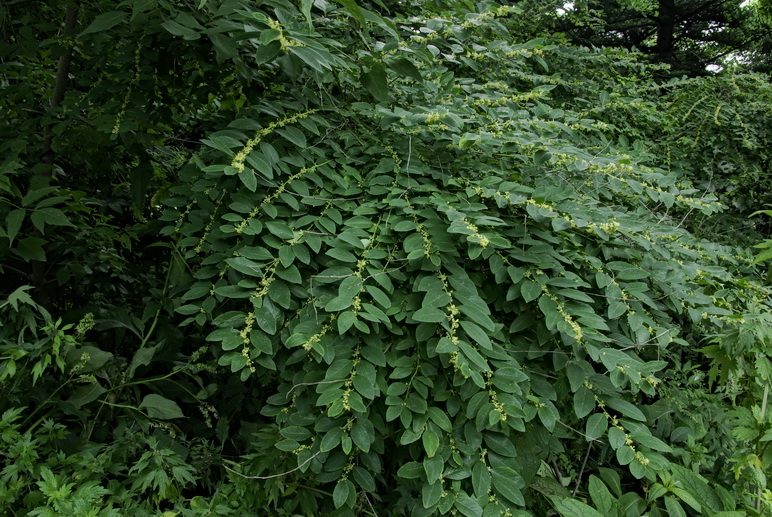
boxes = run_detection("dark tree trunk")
[657,0,676,63]
[33,3,79,308]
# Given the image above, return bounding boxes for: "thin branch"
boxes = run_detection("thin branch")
[287,378,348,396]
[557,419,604,442]
[620,327,677,350]
[223,451,323,480]
[573,443,594,497]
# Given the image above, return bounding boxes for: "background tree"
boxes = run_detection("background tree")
[552,0,772,74]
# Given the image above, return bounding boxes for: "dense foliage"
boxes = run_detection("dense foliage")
[1,0,771,515]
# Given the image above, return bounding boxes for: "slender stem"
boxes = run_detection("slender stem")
[757,383,769,512]
[223,450,323,480]
[573,443,594,497]
[138,251,174,350]
[295,484,333,497]
[20,373,76,430]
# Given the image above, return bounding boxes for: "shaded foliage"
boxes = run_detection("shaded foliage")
[1,0,771,516]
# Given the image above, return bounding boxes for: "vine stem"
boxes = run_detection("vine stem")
[223,450,322,480]
[757,383,769,513]
[573,442,593,497]
[138,247,175,350]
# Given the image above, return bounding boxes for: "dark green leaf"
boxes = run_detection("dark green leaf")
[454,494,483,517]
[82,11,127,35]
[139,394,184,420]
[388,57,422,81]
[585,413,607,440]
[239,169,257,192]
[6,208,25,246]
[362,63,389,102]
[423,428,440,457]
[422,481,442,509]
[492,467,524,505]
[574,387,595,418]
[413,307,446,323]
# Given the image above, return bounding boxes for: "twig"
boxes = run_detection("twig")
[287,378,348,396]
[223,450,322,480]
[620,327,676,350]
[363,491,380,517]
[556,419,603,442]
[573,443,594,497]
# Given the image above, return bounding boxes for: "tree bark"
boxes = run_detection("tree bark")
[40,3,79,170]
[33,2,79,308]
[656,0,676,63]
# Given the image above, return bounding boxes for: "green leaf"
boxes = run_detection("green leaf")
[81,11,127,35]
[352,466,375,492]
[664,496,687,517]
[275,264,302,284]
[608,426,626,449]
[521,280,542,303]
[301,0,313,28]
[472,461,491,497]
[397,462,423,479]
[574,387,595,418]
[550,496,605,517]
[616,268,649,281]
[275,439,300,451]
[6,208,25,246]
[588,476,615,515]
[484,432,517,457]
[604,398,646,422]
[66,383,107,409]
[16,236,46,262]
[276,127,307,148]
[458,304,495,332]
[422,481,442,509]
[422,289,451,308]
[338,310,357,334]
[214,285,252,298]
[670,488,702,512]
[423,428,440,457]
[428,407,453,433]
[38,207,72,227]
[388,57,422,81]
[326,295,354,312]
[366,285,391,308]
[413,307,446,323]
[460,320,491,349]
[227,256,263,276]
[254,301,279,334]
[351,422,372,452]
[239,169,257,192]
[630,431,672,452]
[266,221,294,240]
[492,467,524,505]
[607,301,627,319]
[454,494,483,517]
[333,479,352,508]
[585,413,607,440]
[128,344,159,379]
[281,426,312,441]
[255,40,281,64]
[339,276,363,299]
[139,394,184,420]
[321,427,343,452]
[332,0,367,27]
[362,63,389,102]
